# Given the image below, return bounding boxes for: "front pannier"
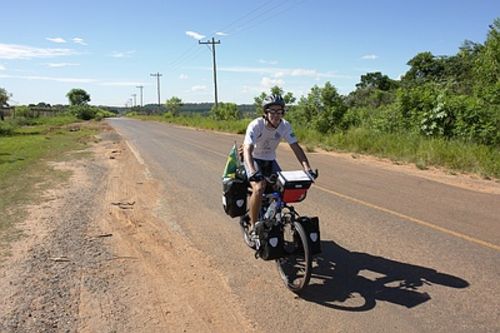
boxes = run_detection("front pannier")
[257,224,285,260]
[222,177,248,218]
[297,216,321,255]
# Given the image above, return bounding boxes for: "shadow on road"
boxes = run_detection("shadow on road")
[300,240,469,311]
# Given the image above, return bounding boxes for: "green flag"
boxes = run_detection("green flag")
[222,143,240,179]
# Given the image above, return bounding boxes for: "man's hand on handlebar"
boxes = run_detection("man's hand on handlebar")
[307,169,319,180]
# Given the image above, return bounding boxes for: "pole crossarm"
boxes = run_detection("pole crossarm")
[150,72,163,110]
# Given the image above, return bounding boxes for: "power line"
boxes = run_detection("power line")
[168,47,206,74]
[229,0,307,37]
[213,0,283,36]
[199,38,221,108]
[165,1,289,76]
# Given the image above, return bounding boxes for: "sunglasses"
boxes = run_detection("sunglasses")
[266,108,284,115]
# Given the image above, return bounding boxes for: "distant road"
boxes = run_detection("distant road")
[108,118,500,333]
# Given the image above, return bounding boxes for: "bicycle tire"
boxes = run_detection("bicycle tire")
[276,221,312,293]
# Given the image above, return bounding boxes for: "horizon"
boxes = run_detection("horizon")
[1,0,498,107]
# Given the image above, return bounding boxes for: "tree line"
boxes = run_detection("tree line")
[200,18,499,148]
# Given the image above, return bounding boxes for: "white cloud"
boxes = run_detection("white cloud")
[216,66,353,80]
[0,74,95,83]
[72,37,87,46]
[0,64,5,71]
[290,68,317,77]
[0,43,77,59]
[186,31,206,40]
[110,50,136,58]
[191,85,207,92]
[361,54,378,60]
[46,37,67,43]
[46,63,80,68]
[99,81,146,86]
[0,74,147,87]
[179,74,188,80]
[261,77,284,88]
[259,59,278,65]
[215,31,228,36]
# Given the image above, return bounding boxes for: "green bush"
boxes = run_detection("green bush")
[210,102,241,120]
[95,108,115,121]
[14,106,38,119]
[70,105,96,120]
[0,121,15,136]
[69,105,112,121]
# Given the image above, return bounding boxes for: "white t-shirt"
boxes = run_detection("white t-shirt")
[243,117,298,160]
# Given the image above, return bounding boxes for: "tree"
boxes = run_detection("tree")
[402,52,446,83]
[165,96,183,116]
[290,82,347,133]
[0,88,10,121]
[66,88,91,106]
[356,72,397,91]
[0,87,10,107]
[346,72,399,108]
[473,18,500,104]
[210,102,241,120]
[254,86,296,112]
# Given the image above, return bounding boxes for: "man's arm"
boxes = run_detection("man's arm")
[289,142,312,171]
[243,144,257,176]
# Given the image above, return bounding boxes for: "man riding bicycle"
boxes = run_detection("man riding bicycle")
[243,94,315,235]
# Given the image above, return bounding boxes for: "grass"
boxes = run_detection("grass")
[0,115,100,257]
[131,113,249,134]
[128,113,500,179]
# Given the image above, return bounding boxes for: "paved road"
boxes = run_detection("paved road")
[108,118,500,333]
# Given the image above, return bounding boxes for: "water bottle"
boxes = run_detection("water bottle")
[264,200,278,220]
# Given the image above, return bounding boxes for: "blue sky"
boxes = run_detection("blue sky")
[0,0,498,106]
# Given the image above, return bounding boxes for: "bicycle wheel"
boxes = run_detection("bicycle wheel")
[239,215,256,249]
[276,221,312,293]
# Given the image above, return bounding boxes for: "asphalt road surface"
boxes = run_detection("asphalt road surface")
[108,118,499,333]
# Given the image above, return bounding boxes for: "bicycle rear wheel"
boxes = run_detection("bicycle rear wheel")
[276,221,312,293]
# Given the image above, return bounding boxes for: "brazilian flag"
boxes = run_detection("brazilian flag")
[222,143,240,180]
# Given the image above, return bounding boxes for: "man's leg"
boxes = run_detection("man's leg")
[248,180,265,229]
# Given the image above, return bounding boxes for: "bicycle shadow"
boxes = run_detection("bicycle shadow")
[300,240,469,311]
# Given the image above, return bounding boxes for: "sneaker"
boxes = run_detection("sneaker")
[251,221,264,237]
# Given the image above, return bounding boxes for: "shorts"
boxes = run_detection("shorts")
[244,158,281,178]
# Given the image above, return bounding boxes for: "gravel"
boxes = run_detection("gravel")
[0,147,116,333]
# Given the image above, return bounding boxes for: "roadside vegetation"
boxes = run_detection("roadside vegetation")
[128,19,499,179]
[0,88,114,254]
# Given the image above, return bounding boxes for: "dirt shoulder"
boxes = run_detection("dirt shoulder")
[0,124,256,333]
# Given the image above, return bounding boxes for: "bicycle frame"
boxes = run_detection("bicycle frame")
[239,169,318,293]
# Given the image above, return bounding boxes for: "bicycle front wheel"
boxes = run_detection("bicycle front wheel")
[276,221,312,293]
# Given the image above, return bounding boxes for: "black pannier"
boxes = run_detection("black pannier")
[257,224,285,260]
[297,217,321,255]
[222,177,248,218]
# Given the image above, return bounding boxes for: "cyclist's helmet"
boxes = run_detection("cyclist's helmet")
[263,94,285,113]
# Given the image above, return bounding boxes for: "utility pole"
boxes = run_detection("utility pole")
[131,93,137,107]
[150,72,162,111]
[136,85,144,107]
[199,37,220,109]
